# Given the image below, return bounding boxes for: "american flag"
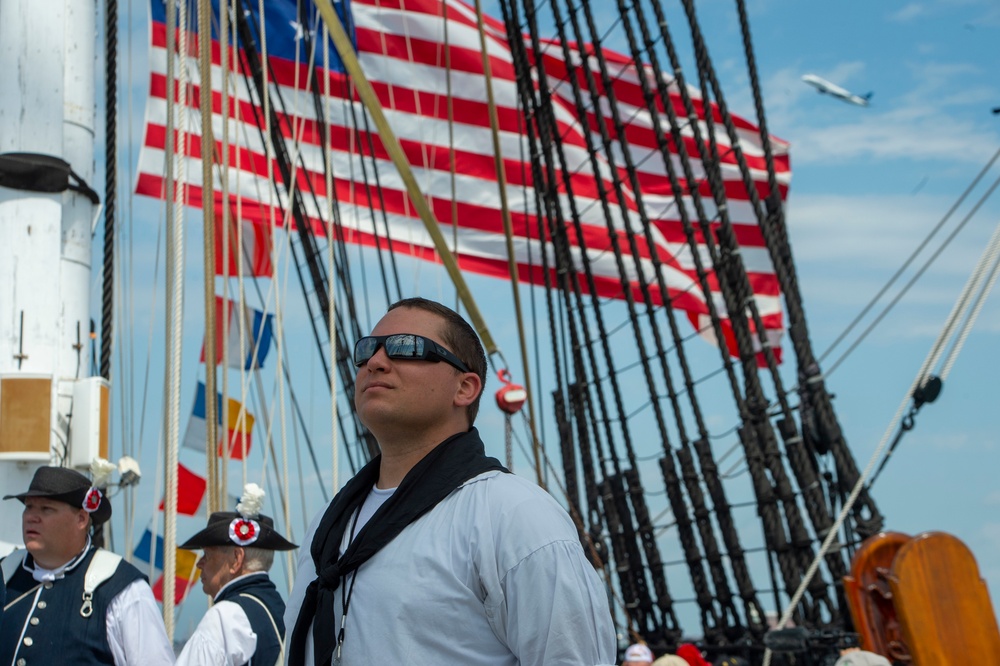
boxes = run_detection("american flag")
[215,217,273,277]
[136,0,789,356]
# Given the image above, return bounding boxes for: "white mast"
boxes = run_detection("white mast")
[0,0,106,553]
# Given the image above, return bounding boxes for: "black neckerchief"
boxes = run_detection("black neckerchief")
[287,428,507,666]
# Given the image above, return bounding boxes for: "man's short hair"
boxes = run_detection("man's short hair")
[241,546,274,573]
[387,297,488,424]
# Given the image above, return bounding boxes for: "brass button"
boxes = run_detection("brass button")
[43,583,53,590]
[23,637,33,647]
[16,659,26,666]
[36,601,47,609]
[29,617,39,626]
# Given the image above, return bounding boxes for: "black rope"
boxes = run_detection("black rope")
[503,0,615,496]
[101,0,117,381]
[500,0,611,561]
[508,0,670,640]
[648,0,828,623]
[621,0,778,635]
[599,475,649,636]
[611,0,765,637]
[545,0,680,639]
[728,0,876,574]
[567,0,709,636]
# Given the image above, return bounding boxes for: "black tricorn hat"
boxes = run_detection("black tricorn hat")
[3,466,112,525]
[179,511,297,551]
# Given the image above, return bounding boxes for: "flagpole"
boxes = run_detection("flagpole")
[312,0,498,356]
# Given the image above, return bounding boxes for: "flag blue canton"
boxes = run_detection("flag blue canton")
[150,0,354,74]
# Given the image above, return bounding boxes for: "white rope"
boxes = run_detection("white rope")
[323,21,341,510]
[236,291,249,490]
[907,218,1000,399]
[251,0,304,585]
[160,0,191,640]
[218,0,232,507]
[113,181,133,557]
[121,0,141,561]
[274,4,320,591]
[259,0,278,504]
[762,217,1000,665]
[938,222,1000,381]
[274,313,293,589]
[226,0,252,494]
[822,173,1000,380]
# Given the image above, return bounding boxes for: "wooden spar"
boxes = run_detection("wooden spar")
[471,0,545,488]
[311,0,498,356]
[198,0,219,514]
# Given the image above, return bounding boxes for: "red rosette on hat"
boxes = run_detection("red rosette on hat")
[229,517,261,546]
[178,483,297,552]
[82,488,103,513]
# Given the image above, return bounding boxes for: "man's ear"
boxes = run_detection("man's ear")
[454,371,483,408]
[232,546,246,574]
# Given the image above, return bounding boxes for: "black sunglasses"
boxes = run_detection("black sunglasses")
[353,333,471,373]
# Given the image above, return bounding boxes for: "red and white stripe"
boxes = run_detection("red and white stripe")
[136,0,789,357]
[215,217,273,277]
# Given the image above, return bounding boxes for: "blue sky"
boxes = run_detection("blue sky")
[696,0,1000,605]
[640,0,1000,613]
[101,0,1000,639]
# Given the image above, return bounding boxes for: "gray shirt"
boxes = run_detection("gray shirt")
[284,470,616,665]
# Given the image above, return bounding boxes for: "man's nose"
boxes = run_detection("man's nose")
[364,344,392,370]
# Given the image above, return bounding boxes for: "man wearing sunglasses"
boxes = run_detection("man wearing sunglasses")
[286,297,615,666]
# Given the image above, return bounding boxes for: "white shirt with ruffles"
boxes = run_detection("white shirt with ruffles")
[16,541,173,666]
[174,572,272,666]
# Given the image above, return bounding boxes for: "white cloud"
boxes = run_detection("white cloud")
[889,3,930,22]
[788,193,991,264]
[926,431,973,450]
[789,111,996,165]
[899,60,996,103]
[778,185,999,343]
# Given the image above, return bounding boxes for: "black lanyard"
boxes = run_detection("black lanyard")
[333,506,363,665]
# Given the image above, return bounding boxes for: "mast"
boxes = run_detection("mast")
[0,0,107,550]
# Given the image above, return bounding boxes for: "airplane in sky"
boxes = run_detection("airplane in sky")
[801,74,872,107]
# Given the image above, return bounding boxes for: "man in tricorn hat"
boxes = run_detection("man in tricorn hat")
[0,464,174,665]
[175,483,297,666]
